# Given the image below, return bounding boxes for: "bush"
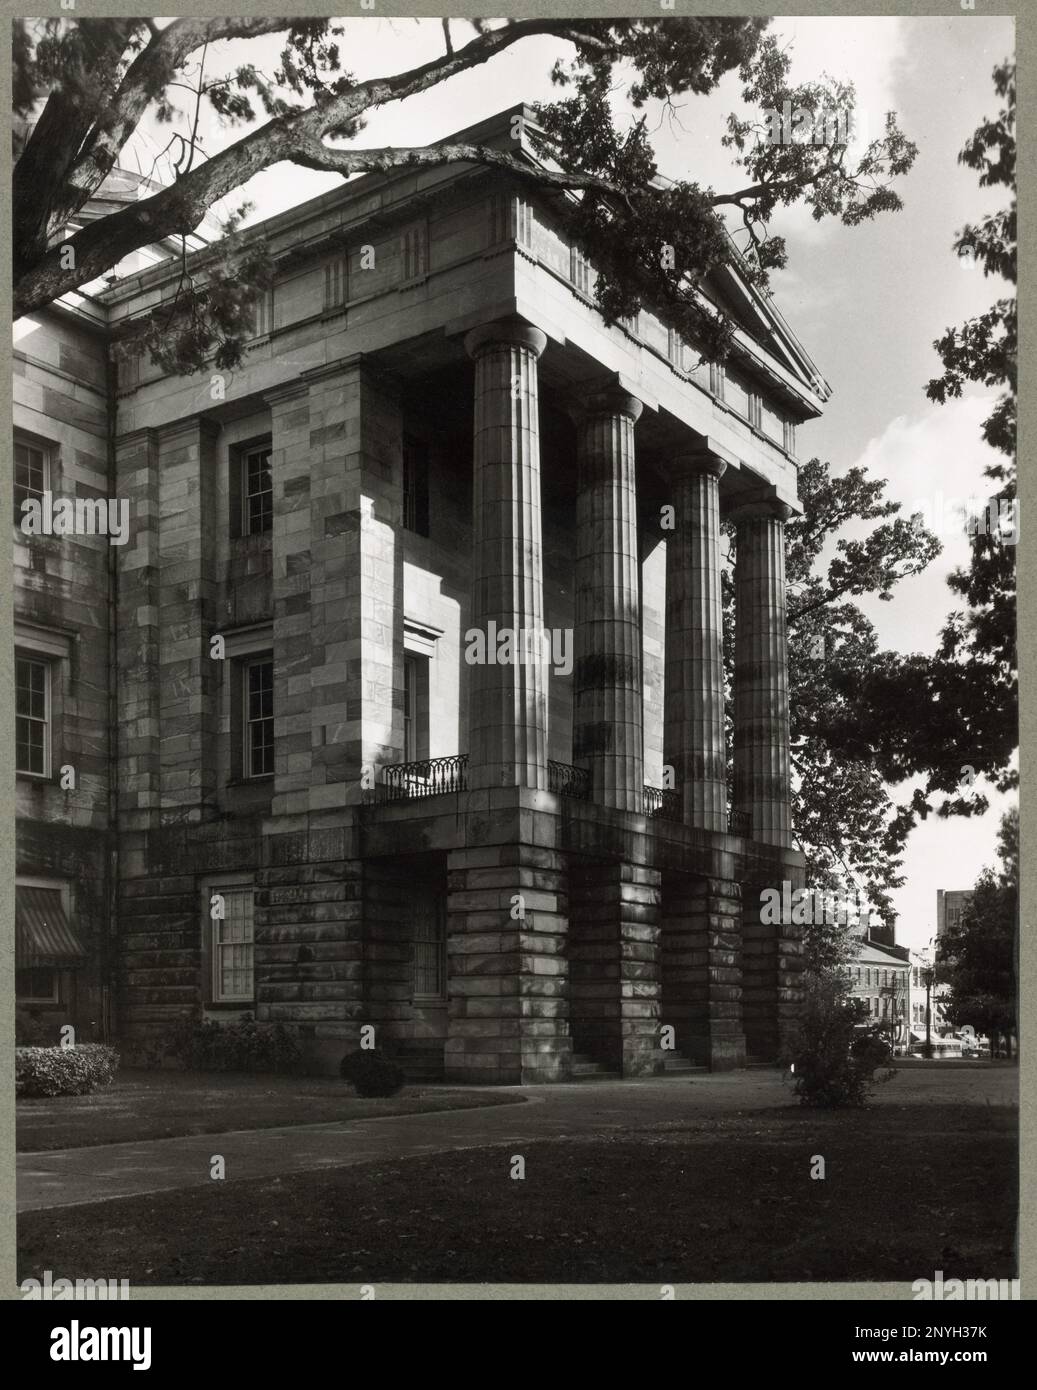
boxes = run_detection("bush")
[340,1048,405,1097]
[16,1044,120,1098]
[163,1013,303,1074]
[784,974,896,1108]
[15,1009,49,1047]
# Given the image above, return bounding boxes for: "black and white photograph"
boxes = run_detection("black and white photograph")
[9,4,1022,1321]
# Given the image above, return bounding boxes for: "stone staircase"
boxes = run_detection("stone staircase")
[660,1051,707,1076]
[569,1052,622,1081]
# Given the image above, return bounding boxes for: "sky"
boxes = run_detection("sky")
[125,15,1017,955]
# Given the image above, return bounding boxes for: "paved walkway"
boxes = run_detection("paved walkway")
[18,1065,1015,1213]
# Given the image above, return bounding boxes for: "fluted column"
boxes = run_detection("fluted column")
[570,386,644,810]
[732,498,793,846]
[663,452,728,830]
[464,318,549,790]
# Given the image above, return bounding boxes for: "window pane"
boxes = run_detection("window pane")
[244,448,272,535]
[213,888,254,1000]
[15,658,47,774]
[245,661,274,777]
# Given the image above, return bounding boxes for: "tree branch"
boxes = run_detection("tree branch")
[14,18,621,317]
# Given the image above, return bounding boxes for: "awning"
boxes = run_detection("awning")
[16,887,88,967]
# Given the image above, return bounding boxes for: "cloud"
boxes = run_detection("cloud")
[837,396,1007,652]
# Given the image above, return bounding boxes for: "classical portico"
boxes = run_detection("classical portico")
[78,103,821,1082]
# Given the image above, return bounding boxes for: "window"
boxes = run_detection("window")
[571,244,592,296]
[211,885,255,1003]
[251,288,273,338]
[243,445,273,535]
[324,255,347,310]
[15,965,59,1002]
[402,436,430,536]
[16,655,50,776]
[15,880,84,999]
[403,652,430,763]
[14,438,49,525]
[243,658,274,778]
[401,221,428,281]
[413,895,447,998]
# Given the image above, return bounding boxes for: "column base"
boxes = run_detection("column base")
[684,1026,747,1072]
[444,1038,573,1086]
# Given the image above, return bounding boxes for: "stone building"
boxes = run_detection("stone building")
[14,104,826,1081]
[847,937,911,1053]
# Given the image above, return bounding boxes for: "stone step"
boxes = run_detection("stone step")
[569,1053,621,1081]
[661,1054,707,1073]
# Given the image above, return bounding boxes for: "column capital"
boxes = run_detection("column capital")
[568,381,643,426]
[464,317,547,361]
[674,450,727,481]
[729,494,794,524]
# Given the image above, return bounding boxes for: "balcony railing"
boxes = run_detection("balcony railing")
[547,760,591,800]
[643,785,681,821]
[381,754,467,802]
[728,808,752,837]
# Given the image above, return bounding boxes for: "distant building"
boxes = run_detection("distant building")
[847,937,910,1052]
[936,889,973,941]
[908,960,949,1046]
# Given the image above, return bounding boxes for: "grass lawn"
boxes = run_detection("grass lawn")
[16,1069,523,1152]
[18,1099,1017,1284]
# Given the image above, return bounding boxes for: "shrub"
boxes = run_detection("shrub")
[784,974,896,1108]
[16,1044,120,1098]
[340,1048,405,1097]
[15,1009,48,1047]
[163,1013,303,1075]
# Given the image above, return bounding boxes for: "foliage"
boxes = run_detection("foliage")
[938,807,1018,1050]
[163,1013,304,1075]
[13,16,915,373]
[783,972,895,1108]
[15,1009,52,1046]
[16,1044,120,1098]
[340,1048,405,1098]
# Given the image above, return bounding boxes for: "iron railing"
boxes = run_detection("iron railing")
[728,808,752,837]
[547,760,592,800]
[643,785,681,821]
[381,754,467,802]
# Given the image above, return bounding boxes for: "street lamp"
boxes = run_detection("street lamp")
[913,936,937,1061]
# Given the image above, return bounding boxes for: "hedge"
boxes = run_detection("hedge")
[16,1044,121,1098]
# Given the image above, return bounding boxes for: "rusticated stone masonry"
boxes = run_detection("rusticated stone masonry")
[445,843,571,1084]
[661,873,746,1070]
[568,859,661,1075]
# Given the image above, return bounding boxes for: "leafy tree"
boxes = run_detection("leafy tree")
[784,971,894,1108]
[13,16,917,372]
[938,806,1018,1056]
[834,61,1017,821]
